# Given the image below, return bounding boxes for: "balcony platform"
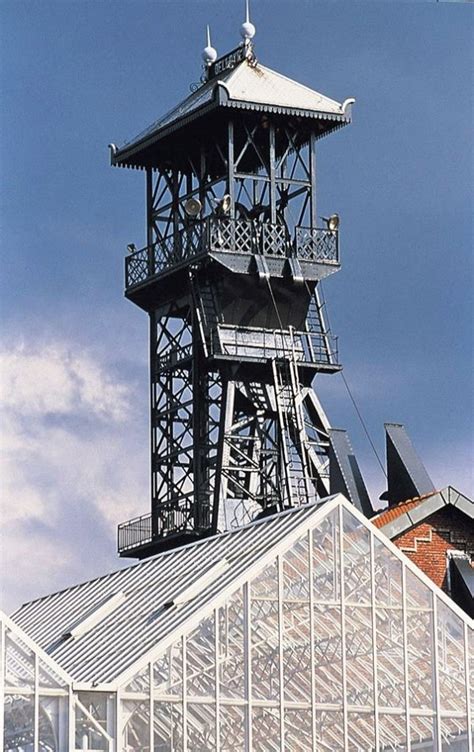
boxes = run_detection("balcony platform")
[117,510,211,558]
[125,218,340,311]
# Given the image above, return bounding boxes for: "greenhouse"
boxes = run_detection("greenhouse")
[2,495,472,751]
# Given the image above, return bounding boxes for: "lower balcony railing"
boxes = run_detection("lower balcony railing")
[118,501,211,554]
[125,218,339,289]
[117,512,152,553]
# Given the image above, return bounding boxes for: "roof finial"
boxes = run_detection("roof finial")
[202,25,217,66]
[240,0,256,44]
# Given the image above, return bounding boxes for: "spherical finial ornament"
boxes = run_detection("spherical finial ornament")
[202,45,217,64]
[202,25,217,66]
[240,20,256,41]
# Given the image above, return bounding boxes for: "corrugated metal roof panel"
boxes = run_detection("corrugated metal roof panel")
[224,62,345,115]
[12,498,337,685]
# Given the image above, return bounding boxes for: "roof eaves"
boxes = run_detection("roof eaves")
[448,486,474,519]
[112,100,219,168]
[376,485,473,540]
[371,489,440,528]
[222,98,349,122]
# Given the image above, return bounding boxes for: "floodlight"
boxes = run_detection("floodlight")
[219,194,232,214]
[213,194,232,216]
[321,213,340,231]
[127,243,137,254]
[184,197,203,218]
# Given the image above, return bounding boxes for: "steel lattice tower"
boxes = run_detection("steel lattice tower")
[112,36,365,558]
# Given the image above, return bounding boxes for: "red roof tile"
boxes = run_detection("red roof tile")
[372,490,441,529]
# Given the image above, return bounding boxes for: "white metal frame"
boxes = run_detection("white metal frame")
[2,495,472,752]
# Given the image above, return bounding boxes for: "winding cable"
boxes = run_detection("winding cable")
[317,280,387,479]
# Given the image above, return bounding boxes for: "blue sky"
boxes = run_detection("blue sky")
[1,0,472,613]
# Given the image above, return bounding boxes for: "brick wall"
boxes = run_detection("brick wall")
[391,507,474,591]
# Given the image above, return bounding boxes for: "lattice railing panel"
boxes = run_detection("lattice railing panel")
[261,223,289,257]
[295,226,339,263]
[125,247,150,287]
[208,218,254,254]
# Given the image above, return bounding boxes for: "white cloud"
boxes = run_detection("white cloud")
[0,341,148,613]
[0,343,130,421]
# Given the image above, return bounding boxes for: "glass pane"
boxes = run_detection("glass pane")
[409,715,435,750]
[379,712,408,751]
[76,701,109,751]
[345,605,374,707]
[282,535,310,601]
[125,663,150,693]
[313,604,342,705]
[312,508,340,603]
[218,587,245,700]
[39,695,65,752]
[342,506,371,605]
[283,599,311,702]
[38,657,66,689]
[252,707,280,750]
[219,705,245,751]
[436,598,467,717]
[315,709,343,749]
[284,708,312,751]
[187,703,216,750]
[153,639,182,696]
[440,715,469,751]
[405,569,435,713]
[376,607,406,710]
[250,561,279,701]
[405,567,432,611]
[373,537,402,608]
[4,693,34,752]
[153,701,183,752]
[282,535,311,703]
[5,630,35,688]
[347,711,375,751]
[121,699,150,751]
[185,614,215,697]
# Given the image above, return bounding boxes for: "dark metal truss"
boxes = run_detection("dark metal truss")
[146,118,318,271]
[149,282,333,539]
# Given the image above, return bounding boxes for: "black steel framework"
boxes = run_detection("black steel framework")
[116,62,346,557]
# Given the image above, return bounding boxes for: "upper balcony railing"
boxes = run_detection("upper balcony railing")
[211,325,339,368]
[125,218,339,289]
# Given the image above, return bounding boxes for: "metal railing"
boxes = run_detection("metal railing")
[117,500,211,554]
[211,325,339,367]
[125,218,339,289]
[117,512,152,553]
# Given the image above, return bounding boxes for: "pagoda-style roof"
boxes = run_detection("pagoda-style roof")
[111,51,354,170]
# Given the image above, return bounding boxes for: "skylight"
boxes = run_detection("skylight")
[62,591,126,640]
[164,559,229,608]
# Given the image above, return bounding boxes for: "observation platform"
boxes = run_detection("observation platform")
[125,217,339,308]
[152,324,340,376]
